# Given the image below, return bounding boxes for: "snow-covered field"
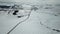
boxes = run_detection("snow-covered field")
[0,0,60,34]
[0,8,60,34]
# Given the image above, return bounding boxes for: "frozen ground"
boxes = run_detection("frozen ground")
[0,9,60,34]
[0,0,60,34]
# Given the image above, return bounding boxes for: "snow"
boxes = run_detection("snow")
[0,1,60,34]
[0,9,60,34]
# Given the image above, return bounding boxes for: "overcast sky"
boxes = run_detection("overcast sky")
[0,0,60,4]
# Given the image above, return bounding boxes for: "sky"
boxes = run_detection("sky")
[0,0,60,4]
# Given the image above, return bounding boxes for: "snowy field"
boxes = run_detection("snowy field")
[0,0,60,34]
[0,7,60,34]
